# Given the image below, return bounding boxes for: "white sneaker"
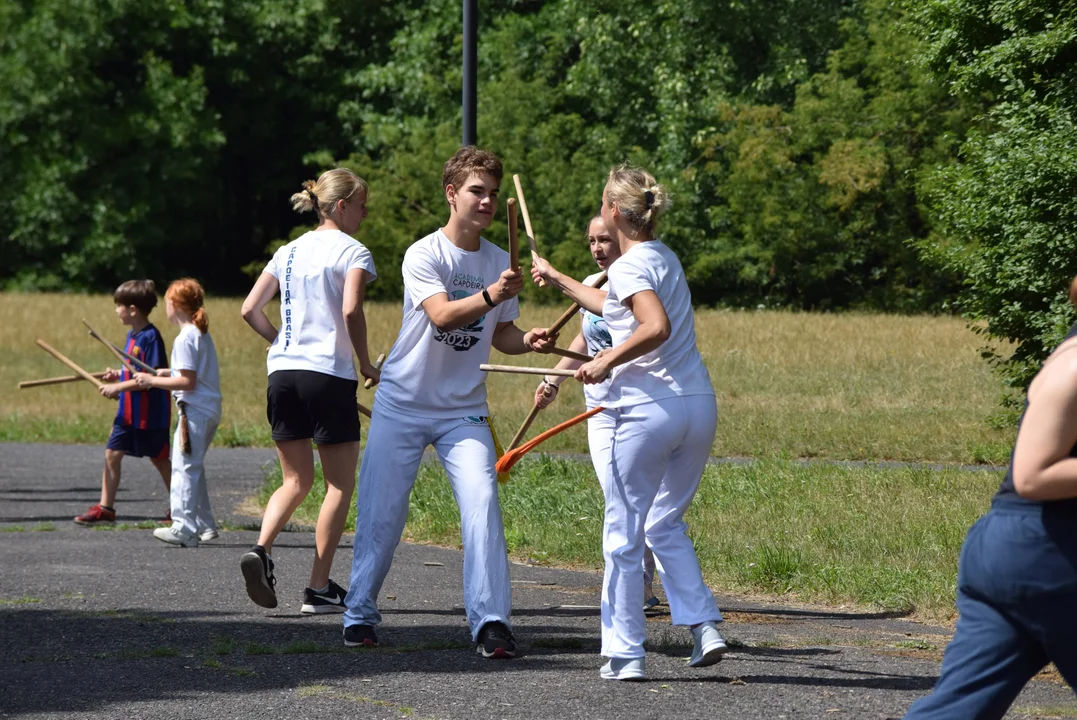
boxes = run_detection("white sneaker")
[600,657,646,681]
[199,528,219,542]
[688,621,728,667]
[153,526,199,548]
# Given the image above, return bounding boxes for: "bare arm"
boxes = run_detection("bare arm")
[491,322,558,356]
[421,267,523,332]
[533,332,589,409]
[343,268,378,383]
[1012,349,1077,500]
[134,369,196,392]
[531,254,606,315]
[240,273,280,345]
[575,290,670,384]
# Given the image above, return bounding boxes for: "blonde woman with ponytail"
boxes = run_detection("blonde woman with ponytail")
[240,167,377,615]
[133,278,223,548]
[567,165,725,680]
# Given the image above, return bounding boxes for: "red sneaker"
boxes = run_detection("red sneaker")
[74,504,116,526]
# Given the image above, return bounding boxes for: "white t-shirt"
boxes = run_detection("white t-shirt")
[376,229,520,419]
[171,323,222,421]
[603,240,714,407]
[579,271,613,409]
[263,229,377,381]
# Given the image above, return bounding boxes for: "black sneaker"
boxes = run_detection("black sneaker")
[343,624,378,648]
[240,546,277,609]
[477,621,516,659]
[301,579,347,615]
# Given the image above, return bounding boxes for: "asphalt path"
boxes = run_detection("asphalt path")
[0,443,1072,719]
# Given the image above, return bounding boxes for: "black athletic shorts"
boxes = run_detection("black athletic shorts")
[266,370,361,445]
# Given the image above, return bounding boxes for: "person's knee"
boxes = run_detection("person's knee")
[104,449,124,468]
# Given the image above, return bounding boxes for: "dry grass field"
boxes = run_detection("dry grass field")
[1,292,1013,463]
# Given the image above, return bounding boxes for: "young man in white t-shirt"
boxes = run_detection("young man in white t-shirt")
[342,147,556,658]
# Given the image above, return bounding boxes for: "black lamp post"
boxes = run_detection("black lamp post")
[462,0,477,146]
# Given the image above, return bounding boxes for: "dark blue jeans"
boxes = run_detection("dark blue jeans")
[905,498,1077,719]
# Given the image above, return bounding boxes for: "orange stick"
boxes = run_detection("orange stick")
[495,406,604,474]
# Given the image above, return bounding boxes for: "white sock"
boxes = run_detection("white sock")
[313,583,329,594]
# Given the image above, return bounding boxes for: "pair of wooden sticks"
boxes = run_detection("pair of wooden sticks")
[23,320,159,391]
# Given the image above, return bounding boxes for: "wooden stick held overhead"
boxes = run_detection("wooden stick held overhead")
[548,271,608,337]
[364,353,386,390]
[480,364,576,378]
[507,198,520,270]
[36,340,106,389]
[19,372,107,389]
[512,174,539,256]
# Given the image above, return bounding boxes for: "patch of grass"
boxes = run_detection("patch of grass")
[32,523,56,531]
[245,643,277,656]
[202,657,221,669]
[0,597,41,606]
[213,635,234,655]
[1,525,25,533]
[90,521,157,531]
[260,455,995,618]
[894,639,936,650]
[1013,706,1077,718]
[1,293,1014,463]
[150,646,179,658]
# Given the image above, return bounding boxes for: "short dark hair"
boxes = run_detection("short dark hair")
[442,146,503,192]
[113,279,158,315]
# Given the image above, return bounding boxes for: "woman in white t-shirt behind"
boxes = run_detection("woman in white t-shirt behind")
[574,165,725,681]
[134,278,222,549]
[529,215,661,611]
[239,168,378,614]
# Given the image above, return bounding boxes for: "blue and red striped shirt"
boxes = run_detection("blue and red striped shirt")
[114,324,171,430]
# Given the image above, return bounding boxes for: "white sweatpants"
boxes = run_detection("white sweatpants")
[169,406,219,537]
[601,395,722,659]
[588,410,657,591]
[344,407,511,640]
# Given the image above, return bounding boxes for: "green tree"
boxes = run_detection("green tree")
[910,0,1077,391]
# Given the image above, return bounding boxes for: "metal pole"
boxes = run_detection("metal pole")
[462,0,477,146]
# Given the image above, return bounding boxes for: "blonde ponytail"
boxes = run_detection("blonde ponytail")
[290,168,368,222]
[605,165,671,237]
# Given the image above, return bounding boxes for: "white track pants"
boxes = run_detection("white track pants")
[344,408,511,640]
[601,395,721,659]
[588,410,657,591]
[169,406,219,537]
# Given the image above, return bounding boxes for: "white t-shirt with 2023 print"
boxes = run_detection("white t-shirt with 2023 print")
[603,240,715,408]
[263,229,377,382]
[375,229,520,419]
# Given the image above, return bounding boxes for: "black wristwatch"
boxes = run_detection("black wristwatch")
[482,288,498,307]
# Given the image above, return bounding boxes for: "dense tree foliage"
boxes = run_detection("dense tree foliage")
[909,0,1077,391]
[0,0,993,319]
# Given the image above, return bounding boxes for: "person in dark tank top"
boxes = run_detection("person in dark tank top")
[904,276,1077,718]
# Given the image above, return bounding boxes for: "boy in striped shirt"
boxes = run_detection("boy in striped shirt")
[74,280,172,525]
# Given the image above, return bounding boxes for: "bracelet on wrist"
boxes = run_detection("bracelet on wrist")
[543,376,560,390]
[481,288,498,308]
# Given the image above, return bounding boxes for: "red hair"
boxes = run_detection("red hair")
[166,278,209,333]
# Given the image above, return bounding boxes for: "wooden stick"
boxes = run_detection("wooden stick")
[509,392,548,450]
[547,346,593,363]
[356,401,372,419]
[512,174,539,256]
[480,364,576,378]
[82,319,137,373]
[364,353,386,390]
[507,198,519,270]
[82,319,155,373]
[548,271,608,337]
[497,406,605,474]
[36,340,106,389]
[19,372,107,389]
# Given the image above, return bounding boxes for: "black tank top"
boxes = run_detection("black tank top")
[994,321,1077,509]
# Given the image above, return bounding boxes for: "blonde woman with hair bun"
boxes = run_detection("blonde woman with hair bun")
[565,165,725,680]
[239,167,378,616]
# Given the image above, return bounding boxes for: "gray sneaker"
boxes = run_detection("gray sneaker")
[600,656,646,681]
[152,526,199,548]
[688,621,728,667]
